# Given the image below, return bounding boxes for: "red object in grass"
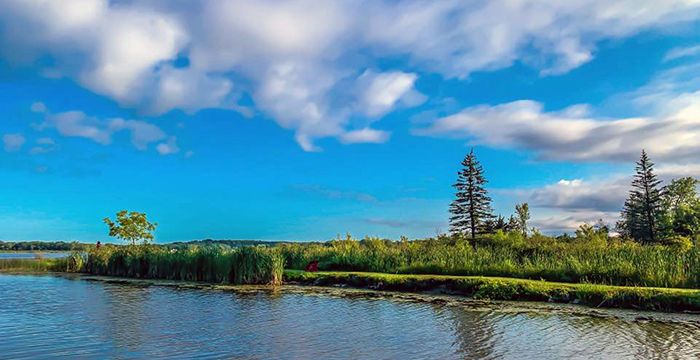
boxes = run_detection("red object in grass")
[305,260,319,272]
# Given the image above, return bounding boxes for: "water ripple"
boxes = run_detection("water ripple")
[1,274,699,359]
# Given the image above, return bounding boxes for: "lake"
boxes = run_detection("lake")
[1,274,698,359]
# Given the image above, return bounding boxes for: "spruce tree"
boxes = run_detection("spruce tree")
[619,150,664,244]
[449,149,493,246]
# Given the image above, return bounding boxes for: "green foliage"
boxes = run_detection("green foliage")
[284,270,700,312]
[619,150,664,244]
[104,210,157,246]
[82,245,282,285]
[279,232,700,288]
[515,203,530,237]
[449,149,493,243]
[660,177,700,238]
[663,236,694,252]
[0,258,70,272]
[0,241,89,251]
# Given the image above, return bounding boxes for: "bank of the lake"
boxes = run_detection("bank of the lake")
[284,270,700,313]
[4,251,700,313]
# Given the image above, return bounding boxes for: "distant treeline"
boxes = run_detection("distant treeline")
[0,239,286,251]
[0,241,90,251]
[162,239,287,249]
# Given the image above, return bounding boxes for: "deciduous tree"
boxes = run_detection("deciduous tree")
[103,210,157,246]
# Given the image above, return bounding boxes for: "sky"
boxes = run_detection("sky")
[2,0,700,242]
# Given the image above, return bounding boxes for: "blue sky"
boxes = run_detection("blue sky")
[2,1,700,242]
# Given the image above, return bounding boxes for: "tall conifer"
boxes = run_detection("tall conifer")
[449,149,493,246]
[619,150,664,243]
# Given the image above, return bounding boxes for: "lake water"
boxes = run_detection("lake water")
[1,274,699,359]
[0,252,70,259]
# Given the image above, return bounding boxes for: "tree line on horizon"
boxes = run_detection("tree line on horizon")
[449,149,700,248]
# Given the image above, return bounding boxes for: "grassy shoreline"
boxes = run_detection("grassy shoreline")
[284,270,700,313]
[4,249,700,313]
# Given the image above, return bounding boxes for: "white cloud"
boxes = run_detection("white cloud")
[30,102,47,113]
[509,164,700,232]
[664,44,700,62]
[34,104,170,153]
[2,0,699,151]
[29,137,57,155]
[156,136,180,156]
[415,95,700,162]
[2,134,26,152]
[531,210,619,234]
[339,128,391,144]
[363,0,700,77]
[357,70,424,117]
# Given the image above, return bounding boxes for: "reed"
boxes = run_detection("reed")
[279,232,700,289]
[0,258,69,272]
[81,245,283,285]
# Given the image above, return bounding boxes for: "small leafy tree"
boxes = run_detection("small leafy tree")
[661,177,700,237]
[618,150,664,244]
[103,210,157,246]
[449,149,493,247]
[515,203,530,238]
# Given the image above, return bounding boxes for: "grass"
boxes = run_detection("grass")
[284,270,700,312]
[279,233,700,288]
[0,258,70,272]
[81,245,284,285]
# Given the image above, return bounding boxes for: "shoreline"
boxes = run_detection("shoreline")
[3,268,700,314]
[283,270,700,313]
[2,271,699,325]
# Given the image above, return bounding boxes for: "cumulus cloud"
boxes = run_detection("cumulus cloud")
[2,134,26,152]
[415,95,700,162]
[531,210,619,234]
[33,104,170,153]
[2,0,698,150]
[510,164,700,232]
[356,70,424,117]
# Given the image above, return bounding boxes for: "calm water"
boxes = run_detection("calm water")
[1,274,699,359]
[0,252,70,259]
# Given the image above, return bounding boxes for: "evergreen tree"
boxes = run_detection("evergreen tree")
[619,150,664,244]
[484,215,510,233]
[449,149,493,245]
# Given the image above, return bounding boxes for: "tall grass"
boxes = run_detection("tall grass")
[279,232,700,289]
[0,258,70,272]
[82,245,283,285]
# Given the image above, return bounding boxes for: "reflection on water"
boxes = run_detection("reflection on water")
[0,274,698,359]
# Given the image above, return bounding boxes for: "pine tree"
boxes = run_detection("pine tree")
[619,150,664,244]
[449,149,493,246]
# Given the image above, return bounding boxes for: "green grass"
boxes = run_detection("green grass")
[279,234,700,288]
[0,258,70,272]
[81,245,284,285]
[284,270,700,312]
